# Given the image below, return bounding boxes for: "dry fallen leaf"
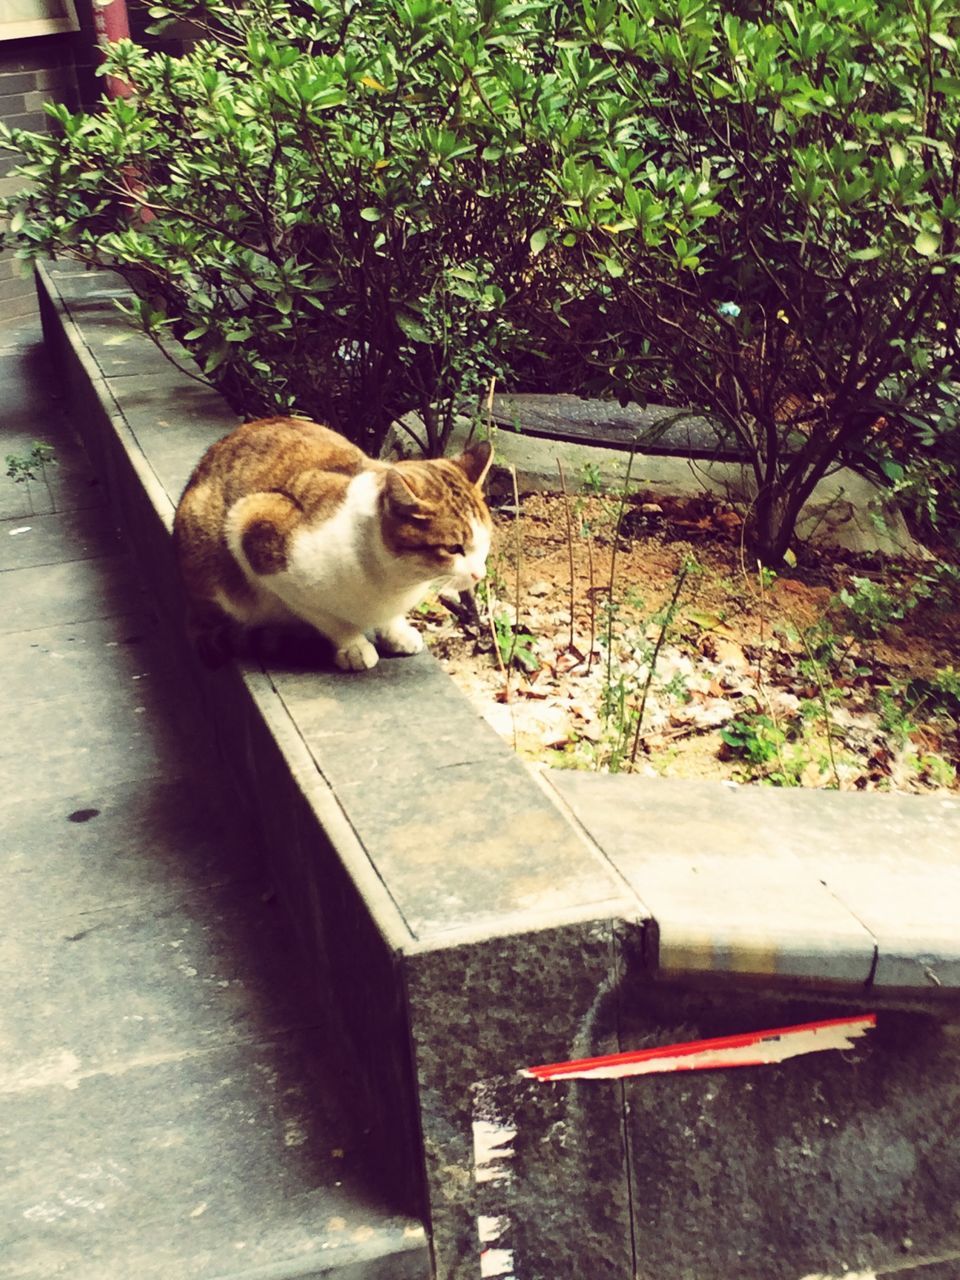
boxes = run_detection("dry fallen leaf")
[712,637,750,670]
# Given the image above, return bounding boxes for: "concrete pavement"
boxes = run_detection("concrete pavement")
[0,318,428,1280]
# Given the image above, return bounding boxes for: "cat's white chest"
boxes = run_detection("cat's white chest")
[279,474,423,628]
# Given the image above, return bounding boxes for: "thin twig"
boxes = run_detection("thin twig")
[557,458,576,654]
[509,463,522,673]
[799,626,842,789]
[585,531,597,675]
[604,449,636,706]
[485,589,509,691]
[484,589,517,754]
[628,561,690,767]
[115,305,216,391]
[466,374,496,450]
[391,414,428,456]
[755,559,789,781]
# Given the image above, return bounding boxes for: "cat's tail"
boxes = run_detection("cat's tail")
[225,491,303,577]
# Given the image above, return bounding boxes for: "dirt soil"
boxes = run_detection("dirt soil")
[422,490,960,792]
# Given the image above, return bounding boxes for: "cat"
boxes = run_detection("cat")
[173,416,493,671]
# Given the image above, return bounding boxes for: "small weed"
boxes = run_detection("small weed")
[477,561,507,603]
[492,610,540,675]
[662,670,691,702]
[721,708,787,769]
[803,622,843,669]
[877,686,917,746]
[758,564,778,592]
[594,556,697,772]
[906,666,960,716]
[935,666,960,700]
[5,441,55,484]
[917,753,957,787]
[573,488,620,543]
[581,461,604,494]
[719,708,832,787]
[544,739,602,770]
[921,562,960,609]
[835,575,907,636]
[626,558,697,760]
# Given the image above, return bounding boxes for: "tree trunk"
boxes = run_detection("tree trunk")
[749,428,851,564]
[749,481,804,566]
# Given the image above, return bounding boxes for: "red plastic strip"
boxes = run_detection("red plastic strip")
[523,1013,876,1082]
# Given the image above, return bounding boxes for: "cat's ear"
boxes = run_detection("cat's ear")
[384,470,430,521]
[454,439,493,488]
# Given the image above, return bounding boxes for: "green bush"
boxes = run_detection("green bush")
[1,0,600,455]
[3,0,960,565]
[547,0,960,562]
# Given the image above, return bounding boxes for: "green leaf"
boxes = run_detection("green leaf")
[688,610,732,634]
[530,228,549,256]
[914,229,941,257]
[395,311,431,343]
[203,343,229,374]
[359,207,382,222]
[512,645,540,674]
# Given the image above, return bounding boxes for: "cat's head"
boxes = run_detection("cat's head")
[380,441,494,589]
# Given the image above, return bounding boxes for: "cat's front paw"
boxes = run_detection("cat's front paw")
[375,620,424,657]
[335,636,380,671]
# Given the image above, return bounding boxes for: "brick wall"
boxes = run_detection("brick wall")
[0,34,81,328]
[0,1,187,330]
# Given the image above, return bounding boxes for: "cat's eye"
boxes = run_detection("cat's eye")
[446,543,466,557]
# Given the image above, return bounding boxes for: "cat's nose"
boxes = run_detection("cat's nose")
[470,569,483,582]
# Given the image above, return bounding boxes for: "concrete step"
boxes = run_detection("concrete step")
[0,325,429,1280]
[549,771,960,989]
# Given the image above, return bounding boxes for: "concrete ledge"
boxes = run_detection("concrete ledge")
[488,394,920,558]
[38,260,960,1280]
[550,773,960,990]
[391,410,920,558]
[37,261,645,1275]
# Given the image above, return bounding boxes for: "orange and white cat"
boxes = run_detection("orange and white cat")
[173,416,493,670]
